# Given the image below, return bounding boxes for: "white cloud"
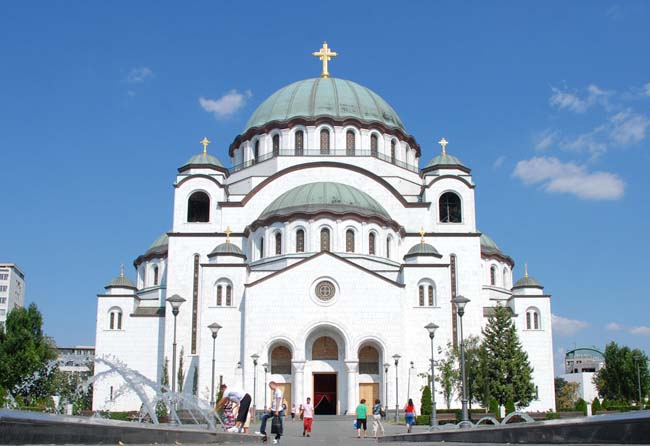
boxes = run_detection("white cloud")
[609,111,650,145]
[552,314,589,337]
[199,90,252,120]
[512,156,625,200]
[493,156,505,168]
[628,326,650,335]
[535,129,557,151]
[549,84,611,114]
[127,67,153,83]
[606,322,623,331]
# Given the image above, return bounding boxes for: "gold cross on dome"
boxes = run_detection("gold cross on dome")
[120,264,125,278]
[419,226,426,244]
[200,137,211,154]
[438,137,448,155]
[225,226,232,244]
[312,41,338,78]
[524,263,529,278]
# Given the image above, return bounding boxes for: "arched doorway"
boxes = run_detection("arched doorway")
[312,336,338,414]
[305,327,348,415]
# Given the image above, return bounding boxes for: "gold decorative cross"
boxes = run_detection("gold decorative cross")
[312,41,337,78]
[120,264,125,278]
[225,226,232,244]
[438,137,448,155]
[200,137,211,154]
[524,263,529,278]
[419,226,426,244]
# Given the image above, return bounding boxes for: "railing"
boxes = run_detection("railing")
[228,150,419,174]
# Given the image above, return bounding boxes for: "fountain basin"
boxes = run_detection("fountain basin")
[0,409,260,445]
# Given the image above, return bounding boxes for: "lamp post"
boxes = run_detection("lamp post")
[262,362,269,411]
[452,295,470,424]
[208,323,222,407]
[425,322,439,429]
[166,295,186,394]
[634,354,643,410]
[251,354,259,419]
[407,361,414,401]
[383,362,390,418]
[393,354,401,422]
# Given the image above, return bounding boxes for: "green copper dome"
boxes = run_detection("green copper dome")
[404,242,442,258]
[209,242,246,258]
[513,276,543,289]
[480,233,503,256]
[424,153,467,169]
[145,233,168,256]
[244,78,405,132]
[259,182,391,221]
[181,152,224,169]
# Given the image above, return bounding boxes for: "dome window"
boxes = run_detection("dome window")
[386,236,392,259]
[272,134,280,156]
[490,265,497,286]
[296,229,305,253]
[345,229,355,253]
[320,228,330,252]
[370,134,378,156]
[153,266,159,286]
[439,192,462,223]
[320,129,330,155]
[187,192,210,223]
[346,130,355,155]
[390,140,396,164]
[254,140,260,162]
[259,237,265,259]
[275,232,282,255]
[295,131,304,155]
[368,232,376,255]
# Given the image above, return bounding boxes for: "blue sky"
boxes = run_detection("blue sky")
[1,1,649,372]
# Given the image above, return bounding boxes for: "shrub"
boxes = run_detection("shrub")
[108,411,131,421]
[489,398,499,417]
[420,385,432,416]
[575,398,587,415]
[505,399,515,415]
[415,415,430,425]
[591,398,602,413]
[545,410,560,420]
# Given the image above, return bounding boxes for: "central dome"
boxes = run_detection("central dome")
[244,78,405,132]
[259,182,391,221]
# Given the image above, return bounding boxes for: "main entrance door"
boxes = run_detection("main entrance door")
[359,383,379,412]
[276,383,291,412]
[313,373,337,415]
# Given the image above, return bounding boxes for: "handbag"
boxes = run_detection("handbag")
[271,415,283,435]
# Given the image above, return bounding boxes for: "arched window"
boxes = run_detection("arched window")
[271,345,292,374]
[386,237,392,259]
[187,191,210,222]
[216,282,233,306]
[428,285,436,306]
[503,268,508,288]
[490,265,497,286]
[346,229,355,253]
[254,140,260,162]
[295,130,304,155]
[418,285,425,306]
[312,336,338,360]
[226,285,232,306]
[390,140,396,164]
[216,285,222,306]
[320,228,330,252]
[320,129,330,154]
[368,232,376,255]
[418,281,436,306]
[439,192,462,223]
[259,237,265,259]
[153,266,159,286]
[109,308,122,330]
[275,232,282,255]
[272,134,280,156]
[296,229,305,253]
[346,130,355,155]
[526,308,541,330]
[370,134,378,156]
[358,345,379,374]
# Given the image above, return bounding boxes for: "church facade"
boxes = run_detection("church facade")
[93,45,555,414]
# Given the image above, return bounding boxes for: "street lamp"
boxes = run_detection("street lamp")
[262,362,269,411]
[251,354,259,419]
[383,362,390,418]
[208,322,222,407]
[393,354,401,422]
[634,354,643,410]
[407,361,414,401]
[452,295,470,424]
[425,322,439,429]
[166,294,186,394]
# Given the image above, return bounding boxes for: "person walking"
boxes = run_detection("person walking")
[213,384,252,433]
[302,397,314,437]
[371,399,385,438]
[259,381,284,444]
[403,398,416,433]
[355,398,368,438]
[291,403,296,421]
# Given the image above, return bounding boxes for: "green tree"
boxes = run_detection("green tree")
[591,397,602,413]
[594,342,649,404]
[435,342,457,409]
[161,357,170,389]
[481,304,535,408]
[555,379,579,410]
[177,348,185,392]
[0,303,57,404]
[420,385,432,416]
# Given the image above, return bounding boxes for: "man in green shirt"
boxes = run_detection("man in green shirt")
[355,399,368,438]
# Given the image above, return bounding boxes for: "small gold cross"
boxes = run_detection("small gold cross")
[312,41,338,78]
[225,226,232,244]
[438,137,448,155]
[120,264,125,278]
[524,263,528,278]
[200,137,211,154]
[419,226,426,244]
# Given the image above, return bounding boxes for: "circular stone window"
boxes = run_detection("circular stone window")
[315,280,336,301]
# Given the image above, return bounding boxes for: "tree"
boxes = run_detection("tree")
[177,348,185,392]
[591,397,602,413]
[435,343,457,409]
[161,357,170,389]
[555,378,579,410]
[420,385,432,416]
[594,342,649,404]
[0,304,57,404]
[481,304,535,408]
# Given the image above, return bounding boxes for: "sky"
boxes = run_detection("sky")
[1,1,649,374]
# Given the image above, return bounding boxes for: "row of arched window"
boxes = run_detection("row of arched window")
[256,228,394,259]
[216,283,232,306]
[108,308,122,330]
[418,283,437,307]
[489,265,510,288]
[526,308,541,330]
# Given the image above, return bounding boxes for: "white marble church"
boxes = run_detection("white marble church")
[93,43,555,414]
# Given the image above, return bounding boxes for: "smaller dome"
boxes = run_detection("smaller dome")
[480,233,503,256]
[105,266,135,289]
[424,153,467,170]
[146,233,169,256]
[513,276,543,289]
[208,242,246,258]
[180,152,225,170]
[404,242,442,258]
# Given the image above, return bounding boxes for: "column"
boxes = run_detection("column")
[292,361,305,407]
[345,361,359,415]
